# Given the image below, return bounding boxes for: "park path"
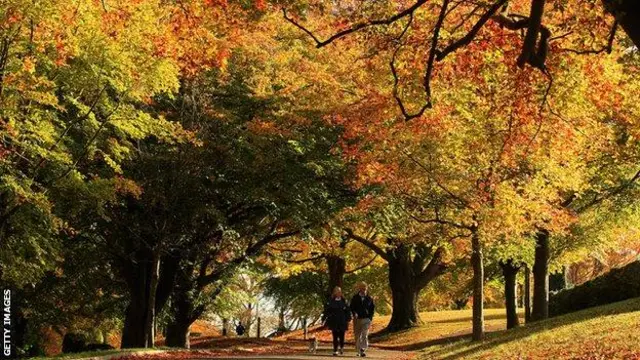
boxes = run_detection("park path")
[207,347,414,360]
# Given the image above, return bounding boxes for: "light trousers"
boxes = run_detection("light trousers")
[354,318,371,351]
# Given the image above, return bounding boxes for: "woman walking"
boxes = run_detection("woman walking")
[323,286,352,356]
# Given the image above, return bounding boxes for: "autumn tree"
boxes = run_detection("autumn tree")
[334,196,453,332]
[266,223,383,300]
[282,0,635,119]
[280,0,640,334]
[144,14,368,345]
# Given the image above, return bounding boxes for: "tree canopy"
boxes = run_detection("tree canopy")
[2,0,640,355]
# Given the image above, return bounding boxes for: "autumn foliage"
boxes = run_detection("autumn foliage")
[2,0,640,357]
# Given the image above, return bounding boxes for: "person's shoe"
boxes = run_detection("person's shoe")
[339,348,344,355]
[360,349,367,357]
[333,351,339,356]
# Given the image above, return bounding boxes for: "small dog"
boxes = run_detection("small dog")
[308,336,318,353]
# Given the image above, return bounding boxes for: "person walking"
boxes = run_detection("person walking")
[351,282,374,357]
[235,321,246,337]
[323,286,352,356]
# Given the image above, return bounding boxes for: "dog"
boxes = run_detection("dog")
[308,336,318,353]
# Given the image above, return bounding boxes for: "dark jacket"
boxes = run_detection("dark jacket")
[235,324,245,336]
[323,297,352,332]
[350,293,375,321]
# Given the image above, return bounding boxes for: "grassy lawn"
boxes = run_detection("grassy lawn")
[371,309,519,350]
[420,297,640,359]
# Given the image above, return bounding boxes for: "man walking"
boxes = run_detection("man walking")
[350,282,375,357]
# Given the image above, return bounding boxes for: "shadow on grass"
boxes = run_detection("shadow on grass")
[369,312,510,343]
[425,297,640,360]
[425,313,513,325]
[373,333,472,351]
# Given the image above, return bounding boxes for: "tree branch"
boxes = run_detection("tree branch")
[282,0,430,48]
[421,0,451,113]
[517,0,546,68]
[559,20,618,55]
[408,210,470,230]
[278,253,326,264]
[403,151,469,207]
[390,13,433,121]
[344,228,390,261]
[346,254,379,274]
[416,246,447,288]
[197,224,302,288]
[436,0,509,61]
[575,168,640,213]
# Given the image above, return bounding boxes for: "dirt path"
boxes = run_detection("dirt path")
[208,346,415,360]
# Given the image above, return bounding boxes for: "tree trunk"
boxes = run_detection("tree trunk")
[165,299,205,349]
[121,290,147,348]
[165,289,196,348]
[166,259,213,349]
[524,265,532,323]
[303,317,308,340]
[532,229,550,321]
[347,233,446,333]
[387,252,421,331]
[165,318,191,349]
[278,308,286,331]
[471,231,484,341]
[144,249,161,348]
[602,0,640,48]
[501,261,520,329]
[326,255,346,298]
[120,253,178,349]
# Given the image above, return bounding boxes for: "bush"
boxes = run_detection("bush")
[550,260,640,316]
[62,332,116,353]
[62,333,87,353]
[86,343,115,351]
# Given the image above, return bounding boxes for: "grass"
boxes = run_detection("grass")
[371,309,520,350]
[420,297,640,359]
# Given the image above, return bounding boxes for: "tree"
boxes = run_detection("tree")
[323,10,640,335]
[266,224,382,300]
[152,38,361,345]
[283,0,636,121]
[0,0,180,288]
[0,1,193,352]
[500,260,522,329]
[264,271,327,332]
[340,196,452,332]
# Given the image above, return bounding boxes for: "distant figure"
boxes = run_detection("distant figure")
[323,286,352,356]
[351,282,374,357]
[235,321,246,336]
[308,336,319,353]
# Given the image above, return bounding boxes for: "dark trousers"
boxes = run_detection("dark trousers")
[331,330,345,351]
